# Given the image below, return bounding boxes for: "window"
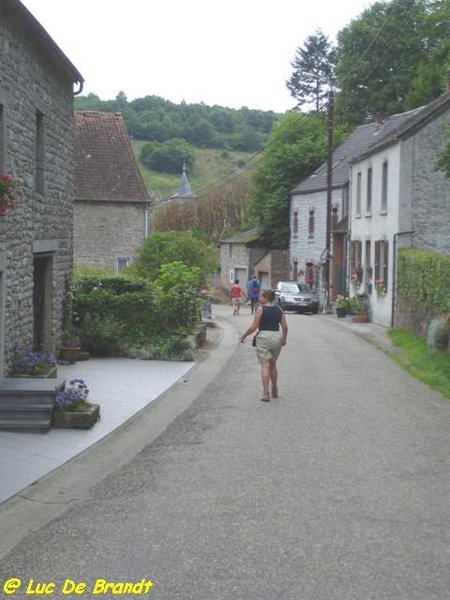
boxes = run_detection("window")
[35,111,45,195]
[366,167,372,214]
[293,210,298,236]
[356,172,362,216]
[0,104,4,173]
[308,209,315,239]
[365,240,372,291]
[381,161,388,212]
[374,240,389,294]
[116,257,130,272]
[350,240,362,283]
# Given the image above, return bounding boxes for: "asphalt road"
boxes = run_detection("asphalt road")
[1,309,450,599]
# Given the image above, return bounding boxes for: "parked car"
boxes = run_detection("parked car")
[274,281,319,314]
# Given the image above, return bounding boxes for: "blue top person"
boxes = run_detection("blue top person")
[247,275,261,314]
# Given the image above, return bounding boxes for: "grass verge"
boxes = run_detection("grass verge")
[388,328,450,400]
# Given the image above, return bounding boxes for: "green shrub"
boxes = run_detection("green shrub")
[427,317,450,353]
[73,273,199,358]
[397,249,450,314]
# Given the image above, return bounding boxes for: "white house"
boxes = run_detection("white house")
[290,113,417,299]
[349,90,450,327]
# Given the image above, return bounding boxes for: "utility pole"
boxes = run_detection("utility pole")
[323,88,334,313]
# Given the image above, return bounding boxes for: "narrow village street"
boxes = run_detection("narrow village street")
[1,306,450,600]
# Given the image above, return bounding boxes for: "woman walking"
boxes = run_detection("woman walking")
[240,289,288,402]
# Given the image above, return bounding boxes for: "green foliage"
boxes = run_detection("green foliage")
[435,124,450,178]
[154,261,201,292]
[286,28,336,111]
[74,92,278,152]
[140,139,195,174]
[334,0,441,125]
[397,248,450,315]
[389,327,450,400]
[427,317,450,353]
[249,111,341,248]
[131,230,218,283]
[73,273,199,358]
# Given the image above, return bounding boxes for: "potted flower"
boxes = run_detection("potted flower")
[53,378,100,429]
[0,174,21,214]
[375,279,386,296]
[335,295,350,318]
[11,341,57,378]
[354,295,370,323]
[58,329,81,364]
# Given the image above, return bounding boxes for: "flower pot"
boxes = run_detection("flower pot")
[53,403,100,429]
[336,307,347,318]
[354,310,369,323]
[58,346,81,364]
[13,366,58,379]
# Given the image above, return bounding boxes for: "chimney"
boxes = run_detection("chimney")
[375,112,388,124]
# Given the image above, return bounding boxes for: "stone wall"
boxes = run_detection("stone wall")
[0,6,77,371]
[74,201,148,270]
[405,111,450,255]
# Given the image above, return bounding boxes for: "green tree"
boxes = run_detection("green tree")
[334,0,431,125]
[248,111,333,248]
[131,230,218,283]
[140,139,195,174]
[286,29,336,111]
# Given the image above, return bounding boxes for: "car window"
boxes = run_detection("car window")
[282,283,299,293]
[297,284,310,293]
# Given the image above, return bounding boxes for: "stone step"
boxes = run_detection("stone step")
[0,377,65,433]
[0,417,52,433]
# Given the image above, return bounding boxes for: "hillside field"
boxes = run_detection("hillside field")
[131,141,255,202]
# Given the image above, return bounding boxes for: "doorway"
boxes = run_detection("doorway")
[33,254,53,349]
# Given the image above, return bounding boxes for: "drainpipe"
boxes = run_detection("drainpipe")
[73,80,84,96]
[391,230,414,328]
[144,202,151,237]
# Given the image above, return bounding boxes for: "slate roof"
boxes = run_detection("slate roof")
[171,163,196,199]
[220,228,261,245]
[291,107,424,195]
[354,90,450,162]
[74,111,150,202]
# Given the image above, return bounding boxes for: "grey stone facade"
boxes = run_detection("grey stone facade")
[0,1,83,375]
[219,229,268,293]
[74,201,149,270]
[400,110,450,254]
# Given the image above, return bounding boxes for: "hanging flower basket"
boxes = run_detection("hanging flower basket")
[0,174,21,214]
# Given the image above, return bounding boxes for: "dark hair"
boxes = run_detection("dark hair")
[234,279,239,284]
[261,289,276,302]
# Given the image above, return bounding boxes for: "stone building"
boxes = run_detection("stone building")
[0,0,84,375]
[219,228,289,293]
[290,111,418,300]
[74,111,151,271]
[350,90,450,327]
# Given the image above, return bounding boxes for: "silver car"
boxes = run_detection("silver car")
[275,281,319,314]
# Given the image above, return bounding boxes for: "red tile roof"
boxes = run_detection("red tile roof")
[74,111,150,202]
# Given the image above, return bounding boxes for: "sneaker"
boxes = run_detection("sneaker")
[271,386,278,398]
[260,389,270,402]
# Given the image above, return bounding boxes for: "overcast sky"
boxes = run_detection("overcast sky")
[21,0,375,113]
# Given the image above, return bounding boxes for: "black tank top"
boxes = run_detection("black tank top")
[259,305,282,331]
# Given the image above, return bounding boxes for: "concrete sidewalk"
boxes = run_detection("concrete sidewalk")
[0,357,195,505]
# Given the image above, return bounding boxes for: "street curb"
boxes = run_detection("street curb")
[0,316,237,558]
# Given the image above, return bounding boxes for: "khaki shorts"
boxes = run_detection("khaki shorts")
[255,330,282,363]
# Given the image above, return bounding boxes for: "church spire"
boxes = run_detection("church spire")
[170,161,196,199]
